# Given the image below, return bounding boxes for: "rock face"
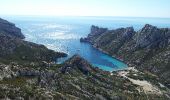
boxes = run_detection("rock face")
[122,27,135,40]
[80,25,108,43]
[81,24,170,87]
[90,25,108,36]
[61,55,92,75]
[0,18,25,39]
[136,24,170,49]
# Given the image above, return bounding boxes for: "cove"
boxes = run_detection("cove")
[5,16,166,71]
[56,39,128,71]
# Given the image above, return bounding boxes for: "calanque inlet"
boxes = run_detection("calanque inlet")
[0,17,170,100]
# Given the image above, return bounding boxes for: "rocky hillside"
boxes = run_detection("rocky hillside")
[1,55,169,99]
[81,24,170,88]
[0,18,66,64]
[0,18,25,39]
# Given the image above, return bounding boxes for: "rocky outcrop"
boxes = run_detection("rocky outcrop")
[81,24,170,88]
[0,64,15,80]
[80,25,108,43]
[0,18,25,39]
[61,55,93,75]
[89,25,108,36]
[122,27,135,40]
[136,24,170,49]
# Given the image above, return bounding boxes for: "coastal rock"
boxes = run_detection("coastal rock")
[0,18,67,62]
[81,24,170,88]
[0,34,66,62]
[81,26,135,54]
[90,25,108,36]
[80,25,108,43]
[0,18,25,39]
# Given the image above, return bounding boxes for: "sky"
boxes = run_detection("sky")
[0,0,169,18]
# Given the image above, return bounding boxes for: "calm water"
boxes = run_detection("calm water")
[2,16,170,71]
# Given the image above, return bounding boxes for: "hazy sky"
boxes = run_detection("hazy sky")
[0,0,169,18]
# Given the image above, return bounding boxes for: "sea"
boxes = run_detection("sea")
[2,16,170,71]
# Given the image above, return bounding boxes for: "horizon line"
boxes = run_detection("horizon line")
[1,14,170,19]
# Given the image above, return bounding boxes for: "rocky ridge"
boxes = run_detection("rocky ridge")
[81,24,170,88]
[0,18,25,39]
[0,18,66,64]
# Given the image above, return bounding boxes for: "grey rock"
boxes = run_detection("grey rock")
[90,25,108,36]
[0,18,25,39]
[61,55,93,75]
[80,25,108,43]
[123,27,135,40]
[136,24,169,49]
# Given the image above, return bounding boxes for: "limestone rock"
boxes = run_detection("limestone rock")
[61,55,93,75]
[0,18,25,39]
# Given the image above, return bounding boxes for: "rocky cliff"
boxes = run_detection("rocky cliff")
[0,18,25,39]
[81,24,170,88]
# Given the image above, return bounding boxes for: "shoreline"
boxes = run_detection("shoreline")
[80,40,130,72]
[92,43,130,67]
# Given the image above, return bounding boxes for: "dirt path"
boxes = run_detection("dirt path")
[117,67,162,95]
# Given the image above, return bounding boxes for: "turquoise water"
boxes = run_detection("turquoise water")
[2,16,170,71]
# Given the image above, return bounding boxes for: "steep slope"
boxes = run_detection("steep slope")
[1,55,168,99]
[0,18,66,64]
[0,18,25,39]
[81,24,170,88]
